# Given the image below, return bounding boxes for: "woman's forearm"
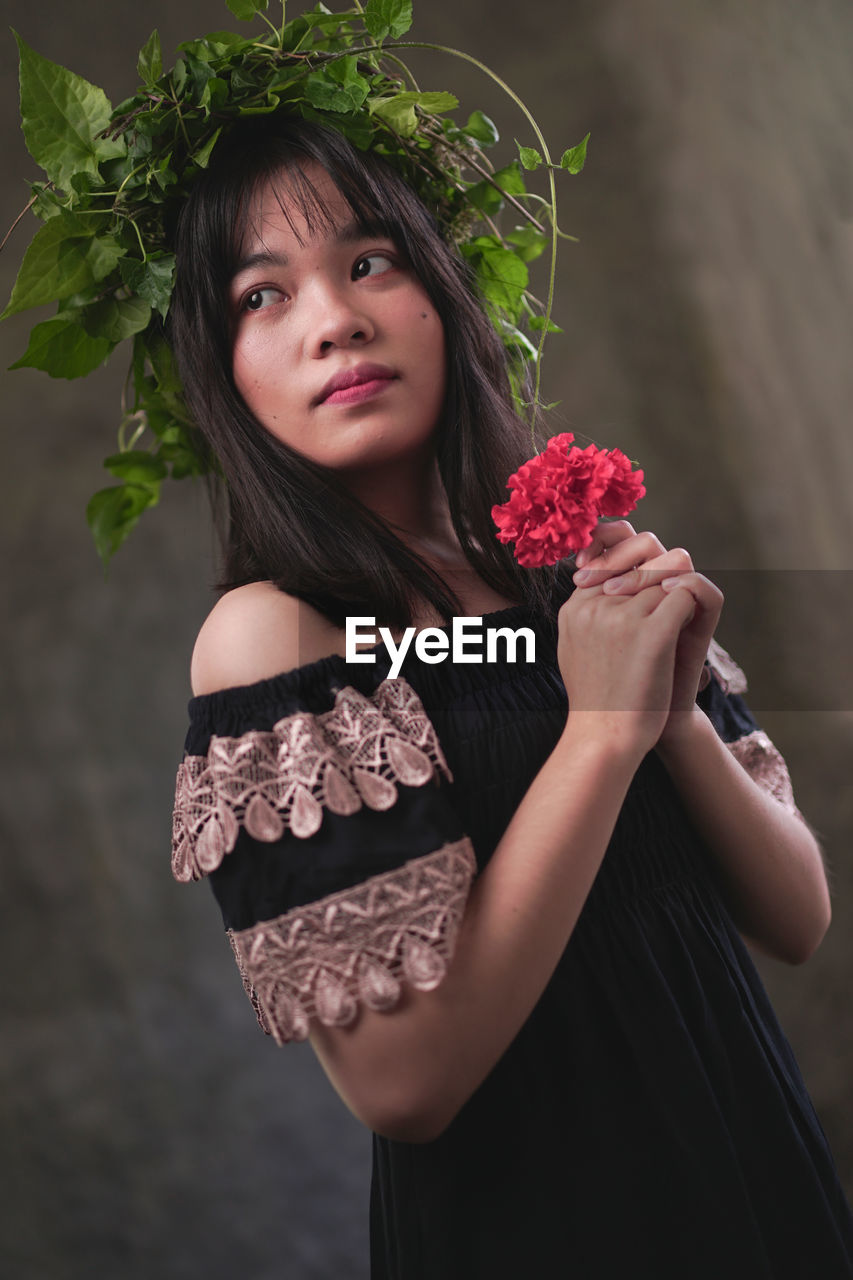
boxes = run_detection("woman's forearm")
[310,717,643,1142]
[655,708,831,965]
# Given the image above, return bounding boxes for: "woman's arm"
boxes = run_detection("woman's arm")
[654,709,830,965]
[310,718,640,1143]
[572,524,832,968]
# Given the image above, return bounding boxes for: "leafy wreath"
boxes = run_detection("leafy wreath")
[2,0,587,561]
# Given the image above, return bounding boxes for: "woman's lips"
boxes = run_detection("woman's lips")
[322,376,395,406]
[316,363,397,406]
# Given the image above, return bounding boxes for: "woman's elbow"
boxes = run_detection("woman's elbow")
[787,897,832,966]
[362,1082,460,1144]
[310,1003,469,1143]
[312,1034,461,1142]
[748,896,832,966]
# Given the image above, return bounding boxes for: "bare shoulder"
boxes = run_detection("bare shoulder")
[190,581,345,696]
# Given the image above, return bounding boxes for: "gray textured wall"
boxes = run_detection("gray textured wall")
[2,2,851,1277]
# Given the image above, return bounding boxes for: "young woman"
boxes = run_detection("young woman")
[166,116,853,1278]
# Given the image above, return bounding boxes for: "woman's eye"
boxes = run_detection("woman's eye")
[242,287,281,312]
[353,253,394,280]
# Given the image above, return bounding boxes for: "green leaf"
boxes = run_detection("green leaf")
[491,161,526,196]
[9,311,114,378]
[500,323,538,361]
[323,55,370,107]
[279,10,352,52]
[369,94,416,137]
[409,91,458,115]
[194,31,250,55]
[327,55,362,86]
[194,126,222,169]
[127,132,153,162]
[468,160,526,214]
[150,154,177,192]
[465,179,504,218]
[366,96,412,137]
[203,79,229,111]
[69,171,96,199]
[364,0,414,42]
[2,212,125,319]
[528,314,563,333]
[119,253,176,320]
[171,59,188,95]
[325,110,375,151]
[237,94,281,117]
[176,38,214,64]
[305,67,369,114]
[103,450,167,486]
[30,182,64,220]
[184,51,217,103]
[86,483,160,562]
[560,132,590,174]
[83,296,152,343]
[226,0,269,19]
[516,140,543,171]
[145,331,184,398]
[462,236,529,321]
[159,430,206,479]
[507,225,548,263]
[14,32,126,190]
[137,30,162,85]
[464,111,499,147]
[370,90,458,138]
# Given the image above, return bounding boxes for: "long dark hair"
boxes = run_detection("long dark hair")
[168,116,557,629]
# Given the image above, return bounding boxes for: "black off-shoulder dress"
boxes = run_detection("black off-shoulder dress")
[171,597,853,1279]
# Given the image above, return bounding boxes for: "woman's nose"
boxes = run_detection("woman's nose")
[306,280,374,355]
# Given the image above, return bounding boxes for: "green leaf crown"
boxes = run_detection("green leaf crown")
[2,0,588,562]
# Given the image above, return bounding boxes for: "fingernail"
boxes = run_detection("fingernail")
[575,548,590,567]
[573,568,593,584]
[661,576,683,590]
[602,576,625,593]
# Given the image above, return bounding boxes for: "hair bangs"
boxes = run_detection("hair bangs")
[216,121,427,294]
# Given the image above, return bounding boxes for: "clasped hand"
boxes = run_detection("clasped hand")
[556,521,723,756]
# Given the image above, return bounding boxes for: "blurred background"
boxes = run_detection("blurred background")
[1,1,851,1276]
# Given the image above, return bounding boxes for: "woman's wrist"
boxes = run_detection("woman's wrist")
[558,710,652,778]
[654,704,714,763]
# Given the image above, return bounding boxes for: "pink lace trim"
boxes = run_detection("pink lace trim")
[228,840,477,1045]
[228,930,272,1036]
[726,730,802,818]
[703,638,748,695]
[172,678,452,882]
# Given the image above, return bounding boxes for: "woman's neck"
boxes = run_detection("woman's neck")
[343,450,465,565]
[340,449,521,624]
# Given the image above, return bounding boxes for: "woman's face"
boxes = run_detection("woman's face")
[229,164,447,479]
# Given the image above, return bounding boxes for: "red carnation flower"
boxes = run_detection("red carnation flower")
[491,432,645,568]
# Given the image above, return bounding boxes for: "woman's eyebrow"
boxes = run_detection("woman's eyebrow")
[232,248,288,278]
[231,220,386,282]
[336,217,387,244]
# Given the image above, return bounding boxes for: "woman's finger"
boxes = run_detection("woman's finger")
[660,570,723,617]
[660,568,719,595]
[573,529,670,586]
[600,547,693,596]
[574,520,636,568]
[659,573,725,650]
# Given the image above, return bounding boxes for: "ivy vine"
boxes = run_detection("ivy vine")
[2,0,588,561]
